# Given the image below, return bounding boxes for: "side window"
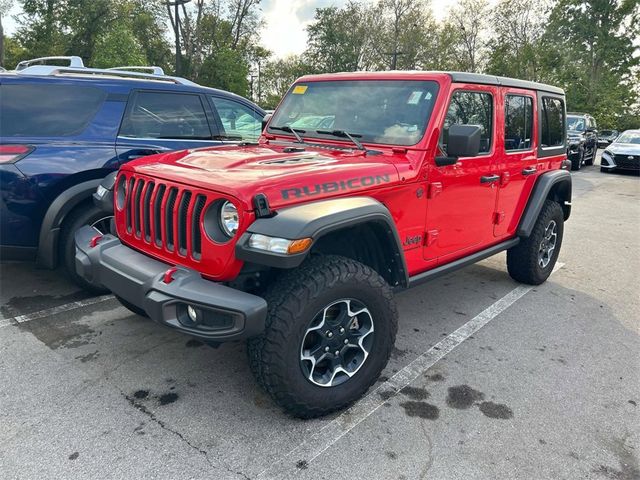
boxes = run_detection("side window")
[210,97,263,141]
[119,92,211,140]
[504,95,534,151]
[541,97,564,147]
[0,84,106,137]
[441,90,493,154]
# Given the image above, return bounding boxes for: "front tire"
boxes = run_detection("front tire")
[584,144,596,166]
[507,200,564,285]
[570,148,583,170]
[60,203,112,294]
[248,255,397,418]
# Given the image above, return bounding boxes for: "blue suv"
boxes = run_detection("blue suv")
[0,56,265,291]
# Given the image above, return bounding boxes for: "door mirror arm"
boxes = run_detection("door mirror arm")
[261,113,273,132]
[435,155,459,167]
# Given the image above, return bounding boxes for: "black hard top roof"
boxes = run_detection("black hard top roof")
[449,72,565,95]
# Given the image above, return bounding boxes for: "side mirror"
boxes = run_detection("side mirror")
[262,113,272,132]
[435,124,482,166]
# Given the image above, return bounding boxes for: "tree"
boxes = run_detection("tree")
[0,0,14,67]
[198,47,250,96]
[165,0,262,79]
[543,0,640,128]
[447,0,490,72]
[370,0,438,70]
[306,3,374,72]
[485,0,550,81]
[260,55,315,108]
[92,23,146,68]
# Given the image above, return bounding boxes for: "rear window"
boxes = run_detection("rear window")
[541,97,565,147]
[0,84,106,137]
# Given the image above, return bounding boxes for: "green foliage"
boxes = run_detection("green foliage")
[3,0,638,130]
[306,3,372,72]
[92,23,146,69]
[543,0,640,129]
[198,48,249,97]
[260,55,317,109]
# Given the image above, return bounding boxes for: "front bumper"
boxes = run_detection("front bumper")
[74,226,267,342]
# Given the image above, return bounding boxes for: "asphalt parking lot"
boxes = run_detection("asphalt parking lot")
[1,153,638,480]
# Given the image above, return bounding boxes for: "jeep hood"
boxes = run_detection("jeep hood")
[126,145,400,210]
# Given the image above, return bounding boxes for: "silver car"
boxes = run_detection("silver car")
[600,129,640,173]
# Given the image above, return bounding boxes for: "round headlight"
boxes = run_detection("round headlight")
[219,201,239,237]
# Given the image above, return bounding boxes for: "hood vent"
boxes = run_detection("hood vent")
[259,154,335,166]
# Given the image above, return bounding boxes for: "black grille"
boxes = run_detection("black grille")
[122,176,207,260]
[614,154,640,169]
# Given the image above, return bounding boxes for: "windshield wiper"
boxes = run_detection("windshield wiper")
[270,125,306,144]
[316,129,365,151]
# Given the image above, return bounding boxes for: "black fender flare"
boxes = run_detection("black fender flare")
[235,196,409,287]
[36,179,104,268]
[517,170,571,238]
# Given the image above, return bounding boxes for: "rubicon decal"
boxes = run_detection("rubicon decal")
[282,174,391,199]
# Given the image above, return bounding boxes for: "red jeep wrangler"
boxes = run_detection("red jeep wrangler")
[76,72,571,418]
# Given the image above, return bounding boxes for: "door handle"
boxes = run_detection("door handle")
[521,167,537,176]
[480,174,500,183]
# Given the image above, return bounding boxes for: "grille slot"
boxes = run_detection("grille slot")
[142,182,154,241]
[133,179,145,237]
[125,177,135,232]
[153,184,166,247]
[191,195,206,259]
[164,188,178,252]
[177,191,192,256]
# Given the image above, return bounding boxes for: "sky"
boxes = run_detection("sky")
[2,0,462,59]
[259,0,460,58]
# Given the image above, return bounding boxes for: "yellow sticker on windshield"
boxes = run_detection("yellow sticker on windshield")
[293,85,308,94]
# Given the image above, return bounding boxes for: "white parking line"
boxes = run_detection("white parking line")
[0,295,114,328]
[257,263,564,478]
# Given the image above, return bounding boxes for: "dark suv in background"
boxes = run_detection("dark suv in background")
[0,56,265,291]
[598,129,619,148]
[566,112,598,170]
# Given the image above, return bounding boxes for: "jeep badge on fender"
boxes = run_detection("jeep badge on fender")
[75,71,570,418]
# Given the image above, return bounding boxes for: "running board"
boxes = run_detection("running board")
[402,238,520,290]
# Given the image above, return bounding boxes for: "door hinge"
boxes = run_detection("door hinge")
[493,211,505,225]
[427,182,442,199]
[425,229,439,246]
[500,172,510,186]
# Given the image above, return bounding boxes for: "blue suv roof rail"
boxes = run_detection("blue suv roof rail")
[16,55,85,71]
[14,64,198,86]
[107,66,166,76]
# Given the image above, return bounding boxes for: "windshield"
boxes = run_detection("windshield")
[615,131,640,144]
[567,116,585,132]
[601,130,614,136]
[269,80,439,146]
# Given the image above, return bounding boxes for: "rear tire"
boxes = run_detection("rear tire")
[60,203,112,294]
[507,200,564,285]
[247,255,397,418]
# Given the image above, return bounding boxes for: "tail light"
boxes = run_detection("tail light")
[0,145,34,163]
